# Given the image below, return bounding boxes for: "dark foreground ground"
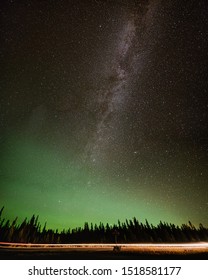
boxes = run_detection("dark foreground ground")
[1,249,208,260]
[1,243,208,259]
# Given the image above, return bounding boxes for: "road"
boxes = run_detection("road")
[1,242,208,259]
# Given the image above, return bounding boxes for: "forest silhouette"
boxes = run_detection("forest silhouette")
[0,207,208,244]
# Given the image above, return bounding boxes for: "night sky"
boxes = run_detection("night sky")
[1,0,208,231]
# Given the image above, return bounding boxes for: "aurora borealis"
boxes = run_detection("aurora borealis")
[1,0,208,231]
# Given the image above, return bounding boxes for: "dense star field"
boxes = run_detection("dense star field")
[0,0,208,231]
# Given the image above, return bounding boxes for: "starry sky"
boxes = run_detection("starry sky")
[0,0,208,231]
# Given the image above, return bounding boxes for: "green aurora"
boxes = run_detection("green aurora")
[1,133,207,231]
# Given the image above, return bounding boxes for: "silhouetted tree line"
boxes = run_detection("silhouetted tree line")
[0,207,208,243]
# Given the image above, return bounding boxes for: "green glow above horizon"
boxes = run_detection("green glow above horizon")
[0,135,207,231]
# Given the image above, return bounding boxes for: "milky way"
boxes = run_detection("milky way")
[86,1,158,164]
[0,0,208,230]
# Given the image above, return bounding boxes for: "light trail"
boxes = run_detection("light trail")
[1,242,208,249]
